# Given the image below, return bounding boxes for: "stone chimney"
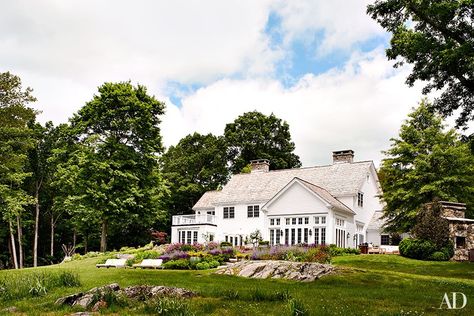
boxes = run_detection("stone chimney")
[439,201,466,219]
[250,159,270,173]
[332,150,354,164]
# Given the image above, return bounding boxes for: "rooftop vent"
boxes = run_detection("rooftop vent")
[250,159,270,173]
[332,150,354,164]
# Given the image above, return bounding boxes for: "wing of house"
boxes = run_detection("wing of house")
[171,150,384,248]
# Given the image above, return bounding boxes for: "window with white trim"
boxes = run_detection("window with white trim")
[315,216,326,225]
[357,192,364,207]
[247,205,260,218]
[223,206,235,219]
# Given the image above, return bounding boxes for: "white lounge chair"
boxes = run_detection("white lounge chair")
[132,259,163,269]
[96,258,127,268]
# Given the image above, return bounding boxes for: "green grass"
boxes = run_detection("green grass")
[0,255,473,315]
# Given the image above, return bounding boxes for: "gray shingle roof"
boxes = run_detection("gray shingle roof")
[367,210,385,230]
[193,190,221,209]
[192,161,374,210]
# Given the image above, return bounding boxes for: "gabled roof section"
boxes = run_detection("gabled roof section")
[215,161,373,205]
[296,178,355,214]
[263,177,355,214]
[367,210,385,230]
[193,190,221,210]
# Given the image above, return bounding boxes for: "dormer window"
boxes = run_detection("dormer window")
[357,192,364,207]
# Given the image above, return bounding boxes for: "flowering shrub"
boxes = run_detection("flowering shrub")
[159,250,190,262]
[250,245,332,263]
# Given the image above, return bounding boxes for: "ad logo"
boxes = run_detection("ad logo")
[439,292,467,309]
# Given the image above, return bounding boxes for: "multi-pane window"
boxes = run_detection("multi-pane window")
[298,218,303,225]
[304,217,309,224]
[292,218,297,225]
[303,228,308,243]
[247,205,260,218]
[357,192,364,207]
[314,227,326,245]
[286,218,290,225]
[336,218,345,227]
[381,235,390,245]
[223,206,235,219]
[270,229,282,246]
[193,231,198,244]
[207,210,215,215]
[270,218,281,226]
[187,231,192,244]
[315,216,326,225]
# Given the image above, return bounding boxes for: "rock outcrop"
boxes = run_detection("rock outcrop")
[215,260,334,282]
[55,283,196,309]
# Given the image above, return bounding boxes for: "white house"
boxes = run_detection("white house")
[171,150,385,248]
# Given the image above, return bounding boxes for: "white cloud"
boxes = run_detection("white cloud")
[161,48,422,167]
[272,0,386,55]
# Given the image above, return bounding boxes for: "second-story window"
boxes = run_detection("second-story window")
[357,192,364,207]
[247,205,260,218]
[223,206,235,219]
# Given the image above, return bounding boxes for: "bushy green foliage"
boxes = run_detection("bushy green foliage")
[328,245,360,257]
[399,238,438,260]
[162,259,191,270]
[379,102,474,231]
[428,251,449,261]
[195,262,210,270]
[0,271,80,300]
[219,241,232,247]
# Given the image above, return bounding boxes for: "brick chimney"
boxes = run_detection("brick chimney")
[332,150,354,164]
[250,159,270,173]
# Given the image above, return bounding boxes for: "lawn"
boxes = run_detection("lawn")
[0,255,473,315]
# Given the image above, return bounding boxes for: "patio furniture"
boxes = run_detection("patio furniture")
[96,258,127,268]
[132,259,163,269]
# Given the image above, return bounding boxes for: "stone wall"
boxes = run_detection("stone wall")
[449,221,474,261]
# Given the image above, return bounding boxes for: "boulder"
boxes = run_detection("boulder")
[215,260,334,282]
[72,293,95,309]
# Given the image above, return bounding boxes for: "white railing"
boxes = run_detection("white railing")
[172,214,216,226]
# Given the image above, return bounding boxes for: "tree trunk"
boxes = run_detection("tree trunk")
[100,219,107,252]
[73,229,76,248]
[16,216,23,269]
[9,221,18,269]
[50,215,55,257]
[84,235,88,254]
[33,183,40,267]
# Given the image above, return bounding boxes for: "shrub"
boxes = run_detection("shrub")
[304,247,331,263]
[428,251,448,261]
[207,260,220,268]
[162,259,190,270]
[220,241,232,247]
[195,262,210,270]
[127,250,160,266]
[259,241,270,246]
[399,238,437,260]
[328,245,360,256]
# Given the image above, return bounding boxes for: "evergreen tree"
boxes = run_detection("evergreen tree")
[380,100,474,232]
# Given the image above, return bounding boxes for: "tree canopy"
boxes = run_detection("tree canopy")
[161,132,228,215]
[224,111,301,173]
[379,100,474,232]
[57,82,167,251]
[367,0,474,128]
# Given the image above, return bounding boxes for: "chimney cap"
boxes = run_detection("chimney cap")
[332,149,354,155]
[250,159,270,164]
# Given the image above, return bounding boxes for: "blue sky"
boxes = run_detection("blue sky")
[0,0,427,165]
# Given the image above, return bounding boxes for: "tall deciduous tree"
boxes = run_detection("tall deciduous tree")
[161,132,229,215]
[224,111,301,173]
[0,72,36,269]
[367,0,474,127]
[380,100,474,232]
[66,81,166,252]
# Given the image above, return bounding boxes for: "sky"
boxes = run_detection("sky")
[0,0,443,166]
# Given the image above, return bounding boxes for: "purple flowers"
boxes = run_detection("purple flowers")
[159,250,190,262]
